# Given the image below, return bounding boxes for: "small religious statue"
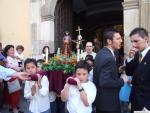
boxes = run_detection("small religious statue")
[76,34,84,50]
[61,31,72,56]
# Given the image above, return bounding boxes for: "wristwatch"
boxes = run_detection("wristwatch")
[79,88,84,92]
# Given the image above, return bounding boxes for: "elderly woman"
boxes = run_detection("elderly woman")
[3,45,24,113]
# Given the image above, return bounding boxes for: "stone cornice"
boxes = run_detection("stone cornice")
[30,0,40,3]
[41,15,55,21]
[142,0,150,3]
[139,0,150,33]
[122,0,139,10]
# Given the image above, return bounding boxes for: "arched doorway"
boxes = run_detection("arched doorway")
[54,0,124,52]
[54,0,73,50]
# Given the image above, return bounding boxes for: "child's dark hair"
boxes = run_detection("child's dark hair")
[85,55,94,63]
[24,58,37,68]
[16,45,24,51]
[76,60,91,73]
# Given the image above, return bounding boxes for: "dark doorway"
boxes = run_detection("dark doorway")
[54,0,73,50]
[54,0,124,52]
[72,0,124,51]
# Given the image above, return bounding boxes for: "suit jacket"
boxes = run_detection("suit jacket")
[126,49,150,111]
[93,47,124,111]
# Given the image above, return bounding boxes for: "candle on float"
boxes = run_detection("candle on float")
[45,48,48,63]
[57,48,60,55]
[77,49,80,62]
[81,50,83,54]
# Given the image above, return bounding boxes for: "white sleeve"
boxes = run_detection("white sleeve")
[126,56,134,63]
[38,76,49,97]
[85,83,97,105]
[6,57,14,68]
[24,81,34,99]
[143,107,149,111]
[0,65,16,80]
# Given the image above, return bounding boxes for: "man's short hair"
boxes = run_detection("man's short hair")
[103,28,119,46]
[129,27,148,38]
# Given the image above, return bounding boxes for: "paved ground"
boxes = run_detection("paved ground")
[1,98,29,113]
[0,86,131,113]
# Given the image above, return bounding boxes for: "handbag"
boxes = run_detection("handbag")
[7,79,21,94]
[119,76,132,102]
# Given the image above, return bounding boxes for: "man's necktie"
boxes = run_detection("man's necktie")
[139,52,142,63]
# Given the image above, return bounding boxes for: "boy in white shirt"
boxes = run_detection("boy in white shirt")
[24,58,50,113]
[61,60,97,113]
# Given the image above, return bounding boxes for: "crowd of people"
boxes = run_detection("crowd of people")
[0,27,150,113]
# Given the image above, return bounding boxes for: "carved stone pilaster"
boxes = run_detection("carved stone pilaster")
[41,15,54,21]
[123,0,140,57]
[123,0,139,10]
[140,0,150,34]
[30,0,40,3]
[41,0,57,20]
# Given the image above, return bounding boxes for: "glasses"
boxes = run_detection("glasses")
[86,46,92,47]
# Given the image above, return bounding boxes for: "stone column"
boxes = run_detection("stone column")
[40,0,57,53]
[140,0,150,36]
[30,0,42,55]
[30,0,56,55]
[122,0,140,58]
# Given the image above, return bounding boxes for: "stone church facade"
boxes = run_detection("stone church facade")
[30,0,150,57]
[123,0,150,57]
[0,0,150,57]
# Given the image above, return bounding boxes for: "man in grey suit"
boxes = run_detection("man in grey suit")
[93,28,128,113]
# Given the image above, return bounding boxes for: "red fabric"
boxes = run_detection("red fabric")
[29,70,47,81]
[0,83,3,89]
[3,78,21,108]
[4,90,20,108]
[47,71,69,95]
[29,70,72,95]
[67,77,77,85]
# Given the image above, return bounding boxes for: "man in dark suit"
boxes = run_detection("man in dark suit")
[125,28,150,112]
[93,28,128,113]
